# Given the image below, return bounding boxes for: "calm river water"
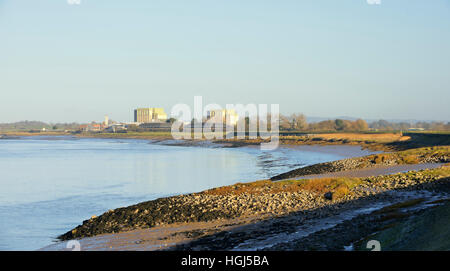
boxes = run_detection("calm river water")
[0,136,376,250]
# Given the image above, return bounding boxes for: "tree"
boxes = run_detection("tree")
[280,115,292,130]
[292,113,308,130]
[335,119,346,131]
[279,113,308,131]
[354,119,368,131]
[309,120,335,131]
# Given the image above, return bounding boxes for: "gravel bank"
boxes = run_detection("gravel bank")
[59,164,450,242]
[271,146,449,181]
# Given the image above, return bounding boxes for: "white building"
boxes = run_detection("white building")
[206,109,239,126]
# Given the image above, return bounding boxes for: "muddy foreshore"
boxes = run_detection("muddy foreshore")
[271,198,450,251]
[171,184,450,251]
[58,161,450,250]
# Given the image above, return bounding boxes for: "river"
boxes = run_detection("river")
[0,136,376,250]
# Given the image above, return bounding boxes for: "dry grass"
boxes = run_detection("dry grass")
[373,154,389,164]
[402,155,420,164]
[367,146,450,165]
[202,180,272,196]
[313,133,409,143]
[398,146,449,155]
[203,177,363,199]
[203,165,450,200]
[286,177,362,197]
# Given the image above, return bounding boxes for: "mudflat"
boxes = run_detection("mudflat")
[48,161,450,250]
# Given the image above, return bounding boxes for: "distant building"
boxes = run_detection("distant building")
[134,108,168,123]
[79,124,88,131]
[104,124,127,133]
[206,109,239,126]
[79,123,104,132]
[104,115,109,127]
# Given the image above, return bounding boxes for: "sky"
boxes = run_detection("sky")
[0,0,449,123]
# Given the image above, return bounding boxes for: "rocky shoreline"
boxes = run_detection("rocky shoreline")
[264,196,450,251]
[59,161,450,248]
[271,146,449,181]
[170,187,450,251]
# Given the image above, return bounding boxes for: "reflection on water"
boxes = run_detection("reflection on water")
[0,136,375,250]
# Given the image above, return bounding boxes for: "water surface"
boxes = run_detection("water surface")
[0,136,375,250]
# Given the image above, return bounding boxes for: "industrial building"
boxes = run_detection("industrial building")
[206,109,239,126]
[134,108,168,123]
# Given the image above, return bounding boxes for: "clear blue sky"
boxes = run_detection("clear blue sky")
[1,0,449,123]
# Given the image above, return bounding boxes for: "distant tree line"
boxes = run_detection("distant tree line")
[368,120,450,131]
[279,114,450,132]
[280,114,369,132]
[0,121,81,132]
[1,117,449,133]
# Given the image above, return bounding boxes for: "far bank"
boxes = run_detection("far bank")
[4,130,449,152]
